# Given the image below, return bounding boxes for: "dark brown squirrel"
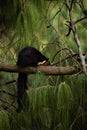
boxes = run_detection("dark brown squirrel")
[16,46,50,112]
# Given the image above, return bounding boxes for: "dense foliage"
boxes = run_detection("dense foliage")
[0,0,87,130]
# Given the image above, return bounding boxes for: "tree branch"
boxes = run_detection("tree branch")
[66,16,87,36]
[0,62,77,75]
[66,0,87,75]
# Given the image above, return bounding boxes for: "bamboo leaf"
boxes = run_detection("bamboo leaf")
[0,110,10,130]
[57,82,73,109]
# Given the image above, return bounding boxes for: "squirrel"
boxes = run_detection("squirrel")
[16,46,50,112]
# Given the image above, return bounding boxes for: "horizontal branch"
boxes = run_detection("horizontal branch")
[0,62,78,75]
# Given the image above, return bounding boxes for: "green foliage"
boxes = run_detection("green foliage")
[57,82,73,109]
[11,75,86,130]
[9,83,74,130]
[28,72,48,88]
[0,110,10,130]
[0,75,87,130]
[16,1,46,46]
[0,0,20,28]
[0,1,87,130]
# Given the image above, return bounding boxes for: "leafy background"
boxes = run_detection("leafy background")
[0,0,87,130]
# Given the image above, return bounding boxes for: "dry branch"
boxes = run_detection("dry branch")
[0,62,77,75]
[66,0,87,75]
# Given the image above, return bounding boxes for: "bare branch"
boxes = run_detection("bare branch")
[51,53,82,68]
[74,16,87,24]
[66,16,87,36]
[51,48,74,63]
[50,4,64,21]
[5,80,16,85]
[66,1,87,75]
[0,62,76,75]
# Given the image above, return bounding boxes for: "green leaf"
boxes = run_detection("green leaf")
[0,110,10,130]
[57,82,73,109]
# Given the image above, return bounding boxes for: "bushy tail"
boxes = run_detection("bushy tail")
[16,73,28,112]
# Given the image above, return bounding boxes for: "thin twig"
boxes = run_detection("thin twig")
[50,4,64,21]
[5,79,16,85]
[0,89,16,97]
[51,47,74,63]
[66,16,87,36]
[51,53,81,67]
[0,98,16,109]
[74,16,87,24]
